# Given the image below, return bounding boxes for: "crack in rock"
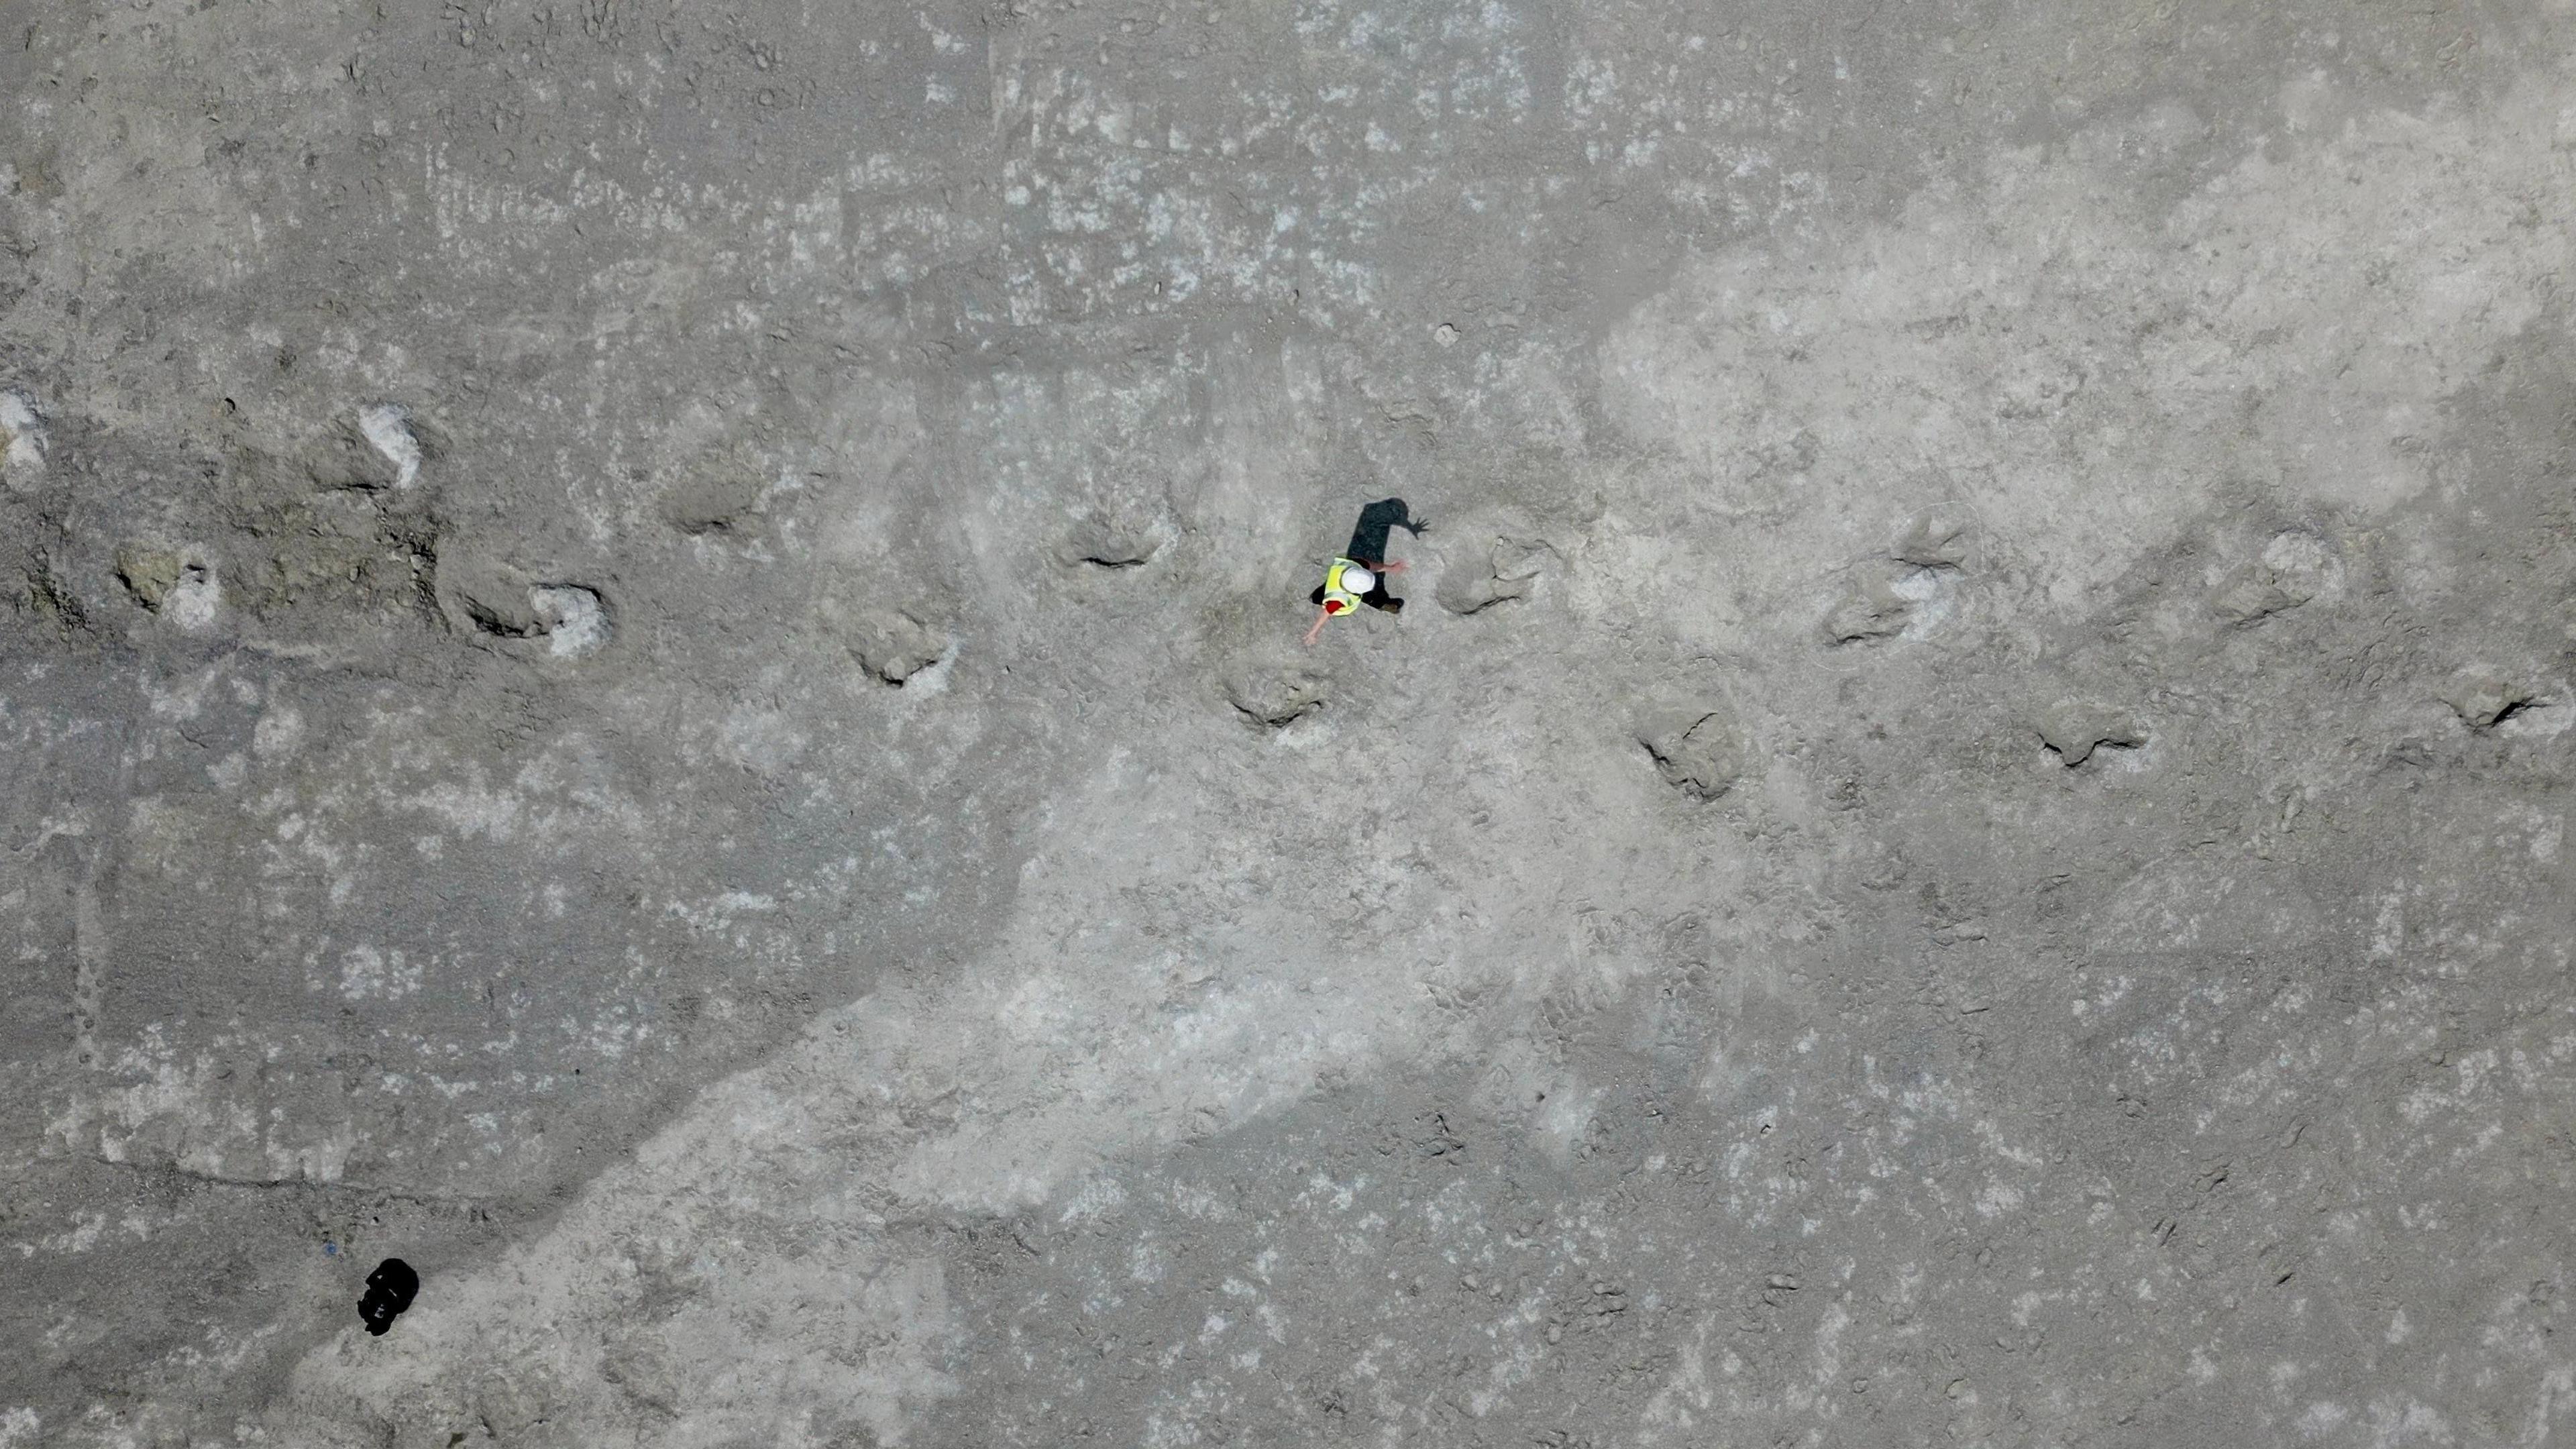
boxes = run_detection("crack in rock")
[1638,707,1744,799]
[2034,704,2147,766]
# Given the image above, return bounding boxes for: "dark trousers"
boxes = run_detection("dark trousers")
[1312,582,1404,614]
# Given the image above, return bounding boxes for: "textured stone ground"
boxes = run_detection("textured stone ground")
[4,1,2573,1445]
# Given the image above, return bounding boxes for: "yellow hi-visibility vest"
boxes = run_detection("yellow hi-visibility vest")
[1321,557,1369,615]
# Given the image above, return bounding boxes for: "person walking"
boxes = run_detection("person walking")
[1303,498,1427,646]
[1304,555,1406,644]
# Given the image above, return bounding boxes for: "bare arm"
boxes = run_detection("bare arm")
[1302,607,1331,647]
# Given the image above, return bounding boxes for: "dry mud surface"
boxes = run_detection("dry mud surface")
[5,1,2575,1445]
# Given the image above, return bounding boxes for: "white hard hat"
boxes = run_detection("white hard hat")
[1340,566,1376,595]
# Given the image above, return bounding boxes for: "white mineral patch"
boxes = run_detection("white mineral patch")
[358,402,423,489]
[251,705,305,759]
[531,586,610,658]
[166,565,221,633]
[1890,565,1960,639]
[0,388,46,483]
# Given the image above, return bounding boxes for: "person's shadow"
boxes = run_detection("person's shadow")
[1342,497,1428,566]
